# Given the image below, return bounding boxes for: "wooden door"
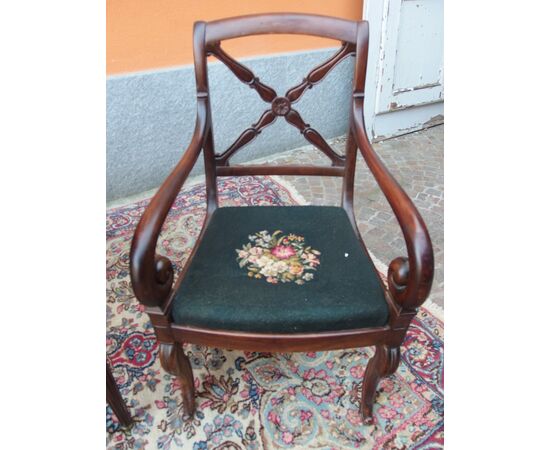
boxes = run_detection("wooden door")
[364,0,444,140]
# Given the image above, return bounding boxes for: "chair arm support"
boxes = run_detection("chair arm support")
[130,101,209,307]
[351,98,434,310]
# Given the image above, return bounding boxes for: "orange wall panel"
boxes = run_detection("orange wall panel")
[107,0,363,74]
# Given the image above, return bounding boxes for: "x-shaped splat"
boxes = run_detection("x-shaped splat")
[207,42,356,166]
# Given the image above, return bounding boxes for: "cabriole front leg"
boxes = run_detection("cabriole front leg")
[360,344,400,419]
[159,342,196,417]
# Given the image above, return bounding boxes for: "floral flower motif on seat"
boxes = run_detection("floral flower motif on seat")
[236,230,320,284]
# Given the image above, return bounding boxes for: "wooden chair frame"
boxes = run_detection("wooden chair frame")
[129,13,434,419]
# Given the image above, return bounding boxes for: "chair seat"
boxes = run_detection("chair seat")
[171,206,389,333]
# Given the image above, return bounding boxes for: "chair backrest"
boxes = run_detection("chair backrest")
[192,14,370,210]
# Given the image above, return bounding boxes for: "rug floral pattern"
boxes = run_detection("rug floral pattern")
[106,176,444,449]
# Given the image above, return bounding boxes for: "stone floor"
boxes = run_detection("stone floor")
[266,125,444,308]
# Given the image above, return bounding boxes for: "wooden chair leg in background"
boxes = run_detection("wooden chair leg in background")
[360,344,401,419]
[159,342,196,417]
[107,363,133,428]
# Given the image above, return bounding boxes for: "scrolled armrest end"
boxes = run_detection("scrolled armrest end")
[155,255,174,286]
[130,250,175,308]
[388,256,409,294]
[387,249,434,310]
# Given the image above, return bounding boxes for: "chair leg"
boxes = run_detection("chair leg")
[360,344,400,419]
[159,342,196,417]
[107,363,133,428]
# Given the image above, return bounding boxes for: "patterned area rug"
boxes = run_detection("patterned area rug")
[106,176,444,449]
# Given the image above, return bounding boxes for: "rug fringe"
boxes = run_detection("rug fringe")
[422,298,444,321]
[270,175,310,206]
[107,175,206,210]
[367,251,389,274]
[108,174,309,210]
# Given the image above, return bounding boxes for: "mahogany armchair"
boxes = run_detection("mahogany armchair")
[130,14,434,420]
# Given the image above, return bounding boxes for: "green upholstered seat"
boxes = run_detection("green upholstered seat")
[171,206,389,333]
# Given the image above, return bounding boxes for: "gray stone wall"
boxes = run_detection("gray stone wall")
[107,48,353,201]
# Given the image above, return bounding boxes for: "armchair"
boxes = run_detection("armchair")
[130,13,434,420]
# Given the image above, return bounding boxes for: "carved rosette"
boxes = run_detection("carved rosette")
[271,97,291,116]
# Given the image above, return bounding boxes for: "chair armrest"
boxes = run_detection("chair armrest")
[351,98,434,310]
[130,102,208,307]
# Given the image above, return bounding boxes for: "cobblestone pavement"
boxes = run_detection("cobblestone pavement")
[263,125,444,308]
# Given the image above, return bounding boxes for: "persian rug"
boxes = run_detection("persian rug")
[106,175,444,450]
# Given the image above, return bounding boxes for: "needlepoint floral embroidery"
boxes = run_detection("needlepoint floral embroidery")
[236,230,320,284]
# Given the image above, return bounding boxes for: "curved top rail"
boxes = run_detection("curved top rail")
[205,13,359,45]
